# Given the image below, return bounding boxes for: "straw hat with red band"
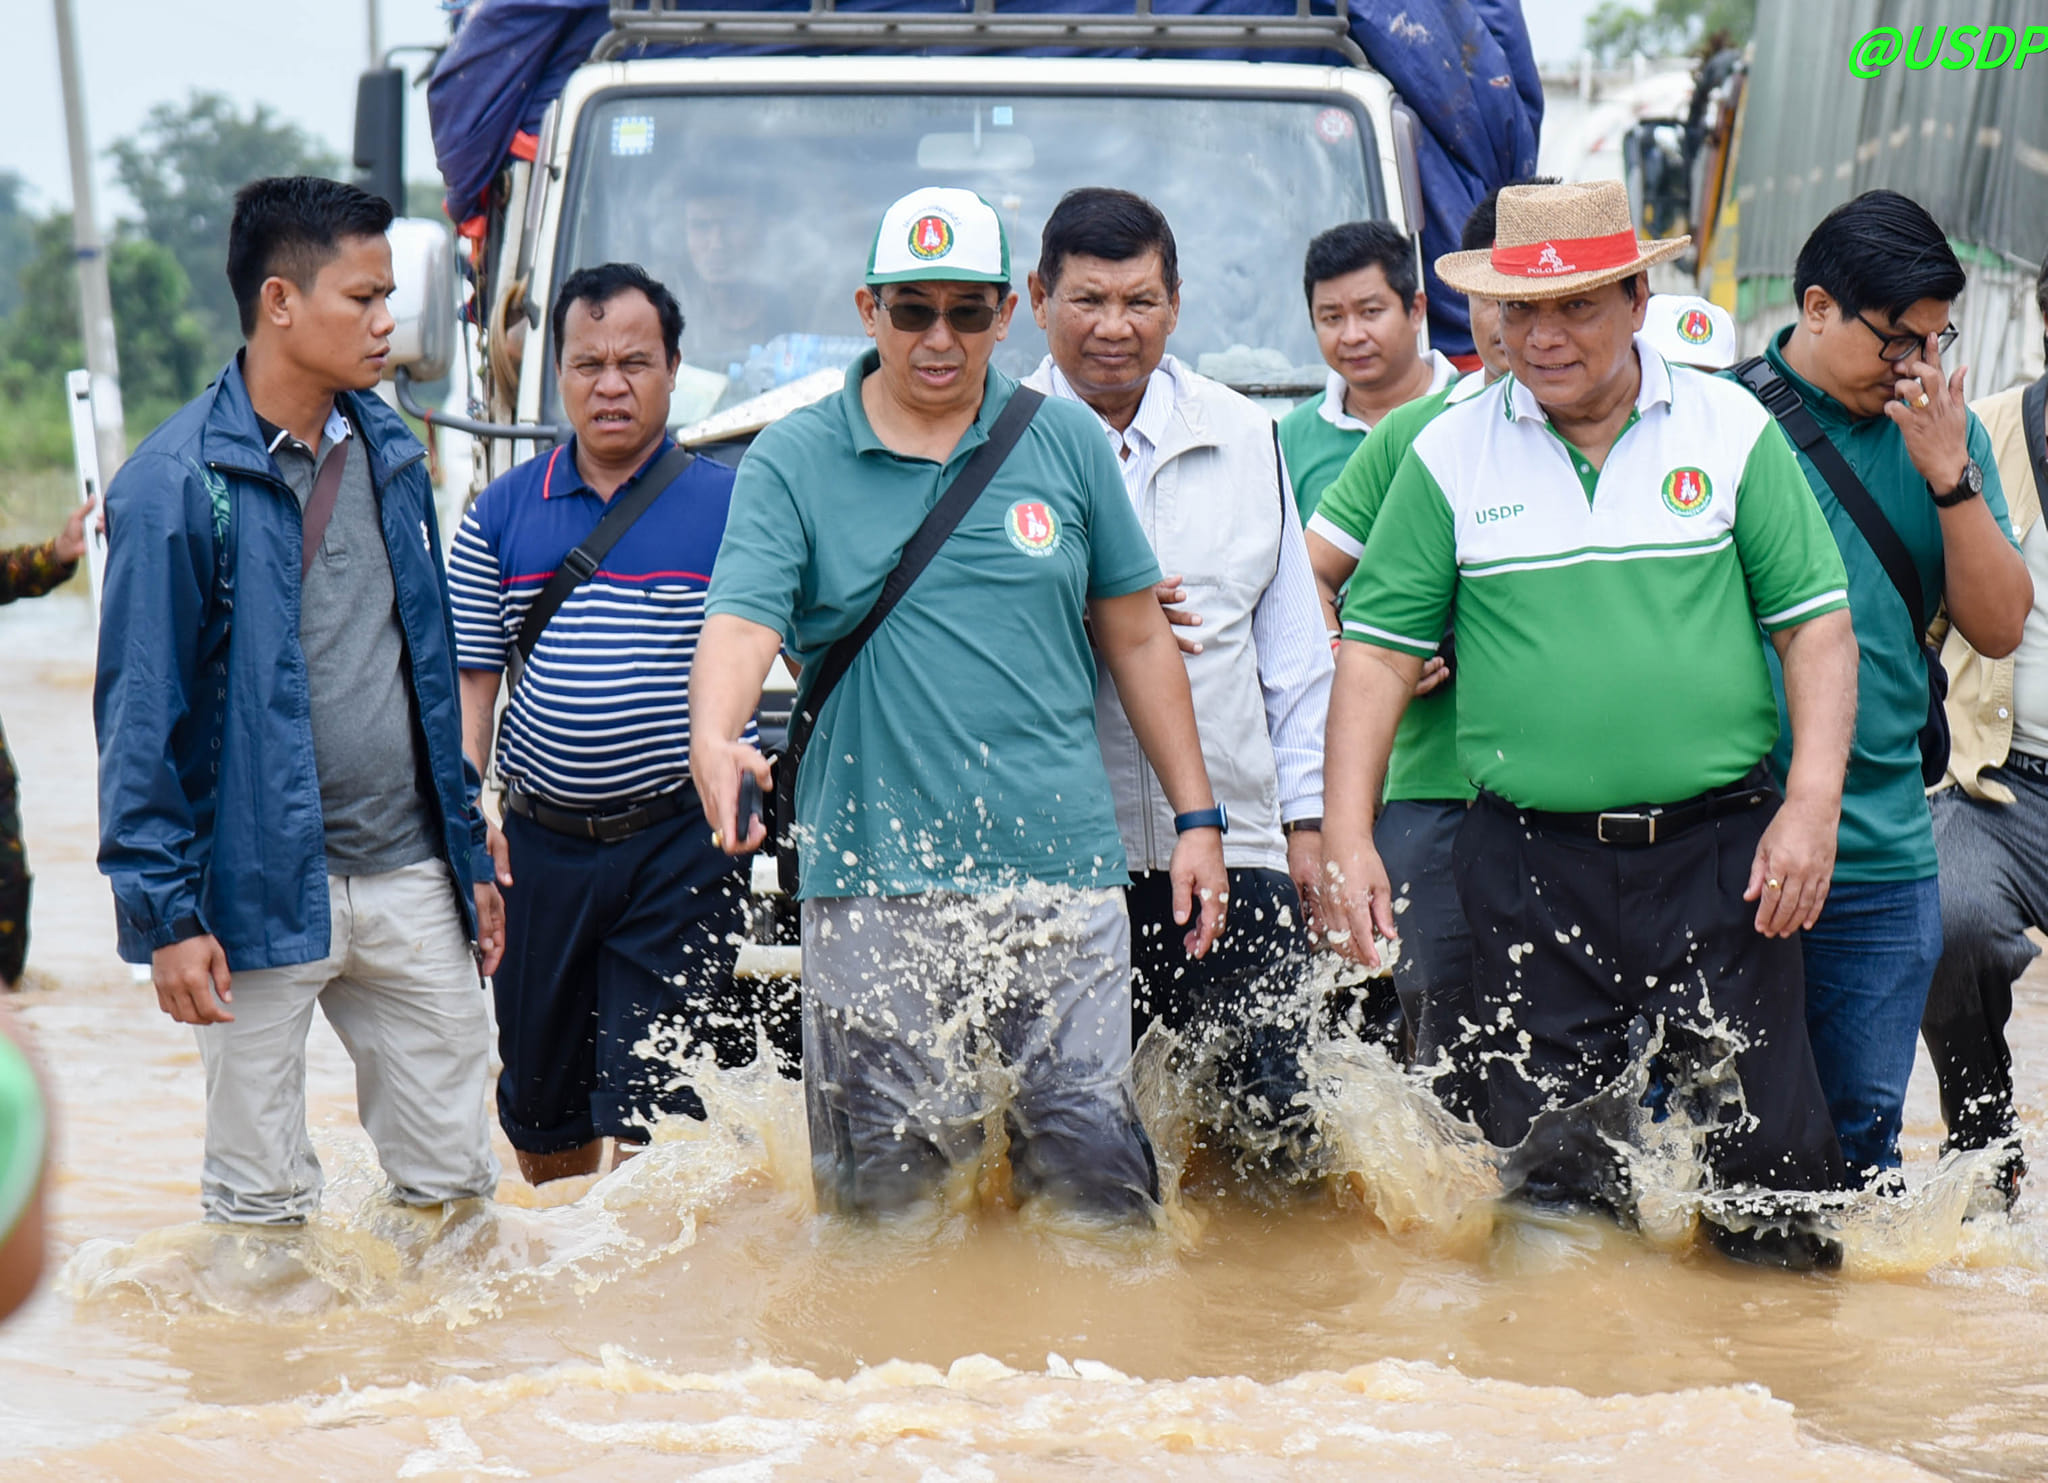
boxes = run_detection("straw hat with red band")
[1434,180,1690,300]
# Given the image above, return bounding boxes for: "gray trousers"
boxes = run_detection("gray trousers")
[195,860,499,1224]
[799,889,1157,1220]
[1922,768,2048,1152]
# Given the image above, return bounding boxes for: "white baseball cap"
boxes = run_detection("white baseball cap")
[867,187,1011,286]
[1642,294,1737,370]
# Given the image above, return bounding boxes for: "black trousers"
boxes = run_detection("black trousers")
[495,798,792,1154]
[1127,866,1316,1166]
[1922,770,2048,1152]
[1453,790,1848,1212]
[0,727,27,986]
[1375,799,1483,1120]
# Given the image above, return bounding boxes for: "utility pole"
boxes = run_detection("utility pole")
[53,0,126,484]
[367,0,382,67]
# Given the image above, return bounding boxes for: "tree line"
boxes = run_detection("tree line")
[0,93,338,471]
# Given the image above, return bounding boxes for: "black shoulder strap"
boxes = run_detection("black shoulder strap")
[513,442,695,667]
[1734,354,1927,627]
[781,386,1044,777]
[2021,375,2048,510]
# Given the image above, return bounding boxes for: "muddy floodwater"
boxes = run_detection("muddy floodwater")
[6,595,2048,1481]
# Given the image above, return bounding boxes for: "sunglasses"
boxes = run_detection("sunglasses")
[1853,310,1959,364]
[876,297,1000,335]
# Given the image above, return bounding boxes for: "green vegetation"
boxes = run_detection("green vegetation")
[1584,0,1754,64]
[1,91,346,474]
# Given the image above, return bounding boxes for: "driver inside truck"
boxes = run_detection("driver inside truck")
[665,176,801,397]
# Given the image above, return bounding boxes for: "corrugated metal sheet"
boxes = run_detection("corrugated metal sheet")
[1735,0,2048,277]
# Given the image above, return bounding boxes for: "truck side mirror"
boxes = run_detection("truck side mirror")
[384,218,457,383]
[354,68,407,216]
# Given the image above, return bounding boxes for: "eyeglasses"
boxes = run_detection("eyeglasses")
[1852,310,1959,364]
[876,297,999,335]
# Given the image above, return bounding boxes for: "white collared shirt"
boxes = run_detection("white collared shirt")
[1035,352,1332,829]
[1042,359,1180,501]
[1317,348,1461,435]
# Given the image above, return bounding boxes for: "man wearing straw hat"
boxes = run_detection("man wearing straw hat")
[1322,180,1859,1268]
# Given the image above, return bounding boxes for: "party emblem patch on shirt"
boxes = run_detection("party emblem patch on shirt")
[908,213,955,261]
[1661,466,1713,515]
[1005,500,1060,556]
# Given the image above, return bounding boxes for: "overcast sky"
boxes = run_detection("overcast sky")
[3,0,1601,221]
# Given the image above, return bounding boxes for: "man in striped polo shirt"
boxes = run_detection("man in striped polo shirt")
[1324,182,1860,1269]
[452,263,764,1185]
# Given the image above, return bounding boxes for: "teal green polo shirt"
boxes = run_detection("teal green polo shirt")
[1746,330,2018,883]
[1310,375,1482,804]
[706,352,1162,900]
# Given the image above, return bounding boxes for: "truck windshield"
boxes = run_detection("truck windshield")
[552,89,1382,425]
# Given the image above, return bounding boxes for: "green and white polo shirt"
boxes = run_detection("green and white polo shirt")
[1279,350,1460,521]
[1343,341,1851,813]
[1317,371,1490,804]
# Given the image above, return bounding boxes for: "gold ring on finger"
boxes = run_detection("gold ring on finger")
[1766,877,1783,891]
[711,829,724,849]
[1914,392,1929,409]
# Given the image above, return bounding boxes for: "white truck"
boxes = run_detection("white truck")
[359,0,1458,951]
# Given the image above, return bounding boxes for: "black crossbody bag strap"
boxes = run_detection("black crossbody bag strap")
[1734,357,1927,620]
[2021,375,2048,510]
[1734,355,1948,784]
[512,443,696,675]
[773,387,1044,890]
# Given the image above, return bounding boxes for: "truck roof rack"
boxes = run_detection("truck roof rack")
[595,0,1365,67]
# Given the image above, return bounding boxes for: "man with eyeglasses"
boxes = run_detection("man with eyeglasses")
[691,187,1227,1221]
[1324,180,1858,1269]
[1732,189,2033,1187]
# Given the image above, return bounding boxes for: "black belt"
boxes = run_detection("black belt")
[1482,766,1777,847]
[502,782,693,843]
[2003,749,2048,782]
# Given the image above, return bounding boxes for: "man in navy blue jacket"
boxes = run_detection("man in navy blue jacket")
[95,177,501,1225]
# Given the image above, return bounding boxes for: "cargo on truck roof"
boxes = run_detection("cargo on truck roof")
[424,0,1542,357]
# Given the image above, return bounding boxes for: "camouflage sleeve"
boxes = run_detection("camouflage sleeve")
[0,540,80,606]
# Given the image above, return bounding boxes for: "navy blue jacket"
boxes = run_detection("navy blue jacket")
[94,358,492,971]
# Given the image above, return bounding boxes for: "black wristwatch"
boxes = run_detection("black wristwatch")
[1282,816,1322,835]
[1173,803,1229,835]
[1932,458,1983,508]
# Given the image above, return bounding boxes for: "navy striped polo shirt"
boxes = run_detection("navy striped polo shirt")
[450,437,748,807]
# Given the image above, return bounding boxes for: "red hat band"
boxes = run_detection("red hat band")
[1490,228,1642,280]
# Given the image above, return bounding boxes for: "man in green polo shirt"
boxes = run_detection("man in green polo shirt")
[1323,182,1860,1270]
[690,187,1227,1222]
[1728,190,2032,1186]
[1299,183,1517,1116]
[1277,220,1460,521]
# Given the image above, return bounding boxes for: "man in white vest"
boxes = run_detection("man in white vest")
[1025,188,1334,1182]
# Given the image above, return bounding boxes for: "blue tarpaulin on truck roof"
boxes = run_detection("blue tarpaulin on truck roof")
[426,0,1540,353]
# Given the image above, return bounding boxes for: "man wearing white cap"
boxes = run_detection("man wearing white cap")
[1642,294,1737,371]
[1321,180,1859,1268]
[690,187,1227,1221]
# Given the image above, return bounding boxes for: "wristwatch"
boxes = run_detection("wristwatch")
[1282,816,1322,835]
[1173,803,1229,835]
[1932,458,1983,508]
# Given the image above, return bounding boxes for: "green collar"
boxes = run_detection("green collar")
[1763,325,1865,429]
[838,348,1010,464]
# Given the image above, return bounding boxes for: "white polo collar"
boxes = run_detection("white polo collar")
[1505,336,1675,426]
[1318,348,1461,433]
